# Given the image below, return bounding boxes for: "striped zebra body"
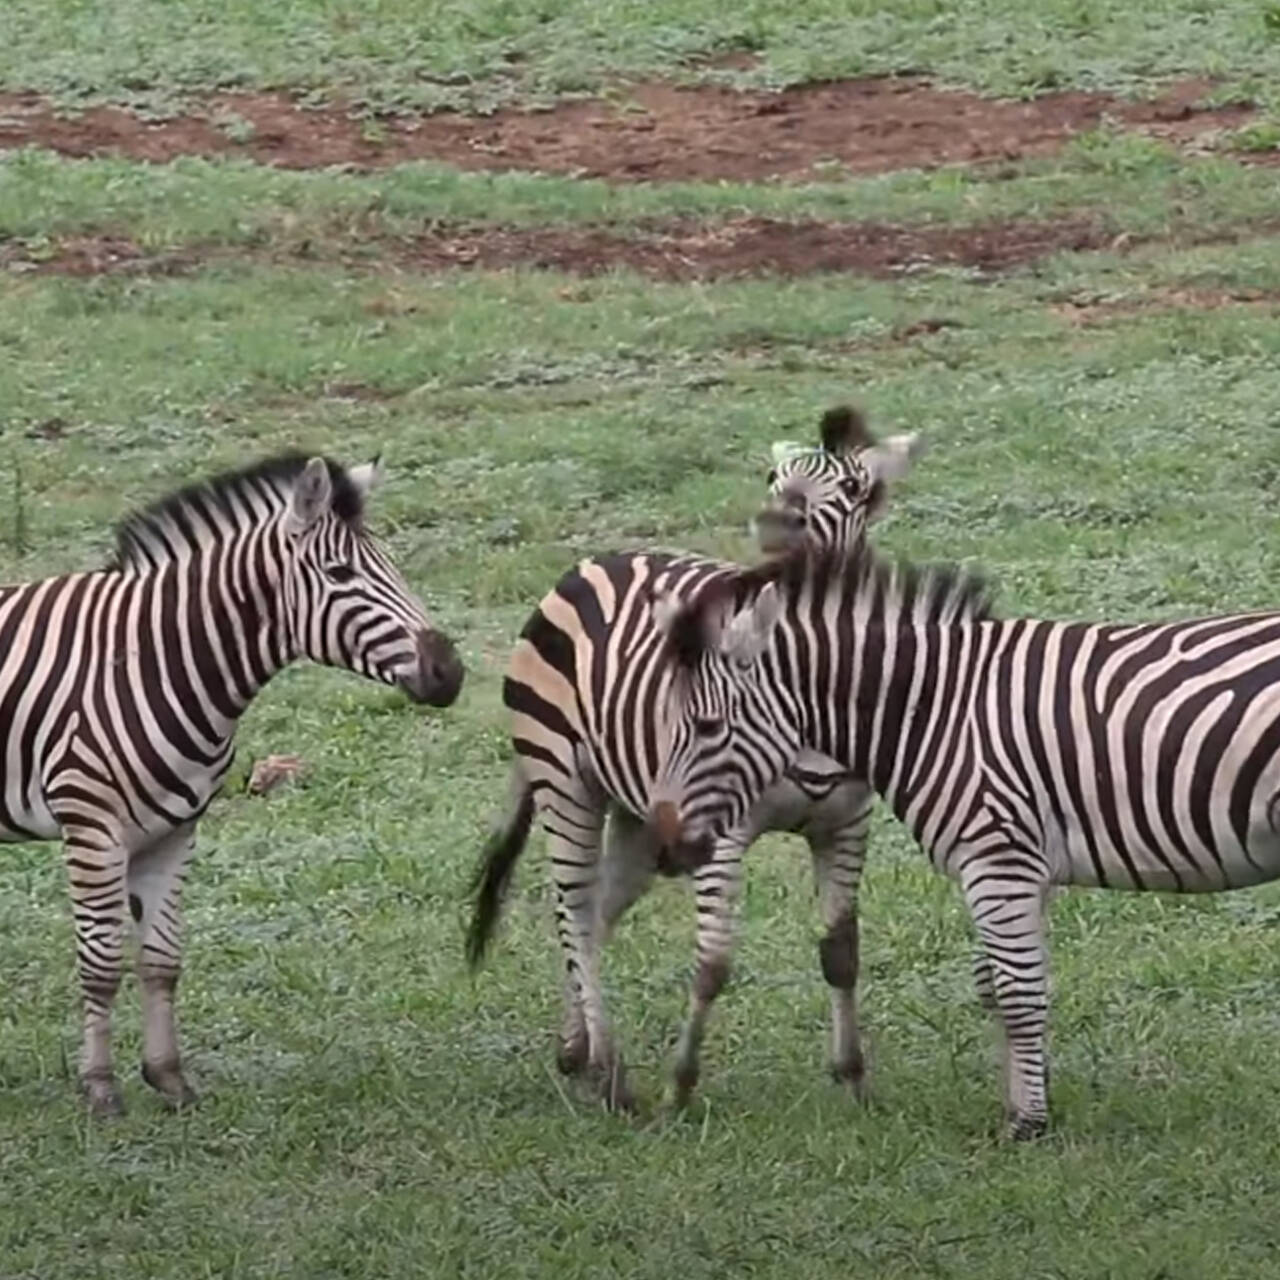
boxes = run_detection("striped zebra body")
[653,545,1280,1136]
[469,406,918,1109]
[4,453,463,1115]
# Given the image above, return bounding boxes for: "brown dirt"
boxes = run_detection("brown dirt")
[0,76,1264,181]
[8,218,1277,286]
[1049,285,1280,326]
[2,216,1118,282]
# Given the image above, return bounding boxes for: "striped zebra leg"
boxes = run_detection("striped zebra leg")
[64,829,129,1117]
[598,807,659,939]
[545,794,633,1110]
[670,831,748,1107]
[807,795,873,1096]
[128,823,199,1108]
[962,862,1051,1140]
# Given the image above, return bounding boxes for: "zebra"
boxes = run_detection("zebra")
[466,406,921,1110]
[1,452,464,1115]
[648,537,1280,1138]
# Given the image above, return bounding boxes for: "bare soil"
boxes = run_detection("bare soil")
[0,76,1264,181]
[6,216,1276,285]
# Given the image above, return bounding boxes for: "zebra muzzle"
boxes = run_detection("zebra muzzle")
[650,802,715,872]
[652,800,684,850]
[754,506,807,555]
[398,628,465,707]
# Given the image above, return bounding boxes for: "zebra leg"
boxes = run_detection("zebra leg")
[808,796,872,1096]
[546,801,632,1110]
[128,822,199,1108]
[599,806,659,938]
[670,832,748,1108]
[64,832,128,1117]
[963,871,1050,1141]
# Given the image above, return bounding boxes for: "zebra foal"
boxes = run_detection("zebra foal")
[651,540,1280,1138]
[2,453,463,1114]
[467,406,921,1109]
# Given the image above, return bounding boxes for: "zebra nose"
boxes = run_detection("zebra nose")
[400,629,465,707]
[755,506,807,554]
[651,800,683,850]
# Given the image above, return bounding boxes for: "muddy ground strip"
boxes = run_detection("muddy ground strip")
[7,215,1280,285]
[0,76,1267,181]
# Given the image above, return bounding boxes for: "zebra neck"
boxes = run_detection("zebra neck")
[135,536,296,730]
[805,619,988,823]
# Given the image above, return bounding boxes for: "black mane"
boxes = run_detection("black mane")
[111,452,363,569]
[664,542,996,670]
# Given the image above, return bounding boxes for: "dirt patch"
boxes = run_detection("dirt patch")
[0,76,1262,182]
[400,216,1114,279]
[9,217,1278,286]
[3,216,1115,282]
[1050,285,1280,326]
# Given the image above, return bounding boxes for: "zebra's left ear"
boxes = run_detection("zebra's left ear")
[721,583,782,667]
[287,457,333,533]
[348,454,385,500]
[862,433,923,485]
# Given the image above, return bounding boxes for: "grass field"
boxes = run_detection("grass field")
[4,1,1280,1277]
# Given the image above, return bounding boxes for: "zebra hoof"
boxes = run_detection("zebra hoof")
[555,1034,589,1078]
[670,1061,700,1111]
[1006,1111,1048,1142]
[830,1056,868,1104]
[588,1059,635,1113]
[141,1059,199,1109]
[81,1072,125,1118]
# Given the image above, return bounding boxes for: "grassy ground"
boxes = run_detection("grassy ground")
[5,0,1280,113]
[5,3,1280,1277]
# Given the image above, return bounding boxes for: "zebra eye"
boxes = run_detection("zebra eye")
[766,469,778,487]
[839,477,864,498]
[693,716,723,739]
[324,563,358,585]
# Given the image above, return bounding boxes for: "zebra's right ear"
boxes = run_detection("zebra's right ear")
[286,457,332,533]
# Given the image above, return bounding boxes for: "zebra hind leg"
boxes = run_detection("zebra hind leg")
[670,835,746,1108]
[964,872,1051,1141]
[128,823,199,1109]
[546,805,633,1111]
[808,797,871,1098]
[64,833,128,1116]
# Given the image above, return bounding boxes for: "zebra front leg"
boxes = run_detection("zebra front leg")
[128,822,199,1108]
[547,810,633,1111]
[808,793,872,1096]
[599,806,659,939]
[963,867,1050,1140]
[64,832,128,1116]
[670,833,747,1108]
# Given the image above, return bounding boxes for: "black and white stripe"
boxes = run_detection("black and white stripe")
[3,453,462,1114]
[653,542,1280,1136]
[467,407,920,1108]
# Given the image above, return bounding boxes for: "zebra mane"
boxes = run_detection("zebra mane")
[665,542,996,669]
[110,452,363,570]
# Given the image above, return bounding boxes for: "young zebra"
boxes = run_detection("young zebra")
[467,407,921,1109]
[650,540,1280,1138]
[2,453,463,1115]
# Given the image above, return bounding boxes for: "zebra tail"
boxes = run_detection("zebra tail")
[465,770,536,969]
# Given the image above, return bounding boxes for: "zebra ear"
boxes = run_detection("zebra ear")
[861,433,923,522]
[287,457,333,533]
[721,583,782,666]
[819,404,874,455]
[348,454,384,500]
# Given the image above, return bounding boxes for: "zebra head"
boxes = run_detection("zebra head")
[647,578,802,865]
[281,456,465,707]
[755,405,922,557]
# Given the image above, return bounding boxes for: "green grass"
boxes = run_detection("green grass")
[5,1,1280,1268]
[3,205,1280,1276]
[4,0,1280,114]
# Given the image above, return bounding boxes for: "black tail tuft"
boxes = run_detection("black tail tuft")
[465,776,536,970]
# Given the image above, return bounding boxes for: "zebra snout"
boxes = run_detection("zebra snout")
[650,802,715,872]
[754,504,807,555]
[399,628,465,708]
[652,800,684,850]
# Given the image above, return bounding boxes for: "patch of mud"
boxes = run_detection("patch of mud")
[0,76,1261,182]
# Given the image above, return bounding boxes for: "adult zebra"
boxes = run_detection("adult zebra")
[467,406,921,1109]
[649,539,1280,1138]
[2,453,463,1115]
